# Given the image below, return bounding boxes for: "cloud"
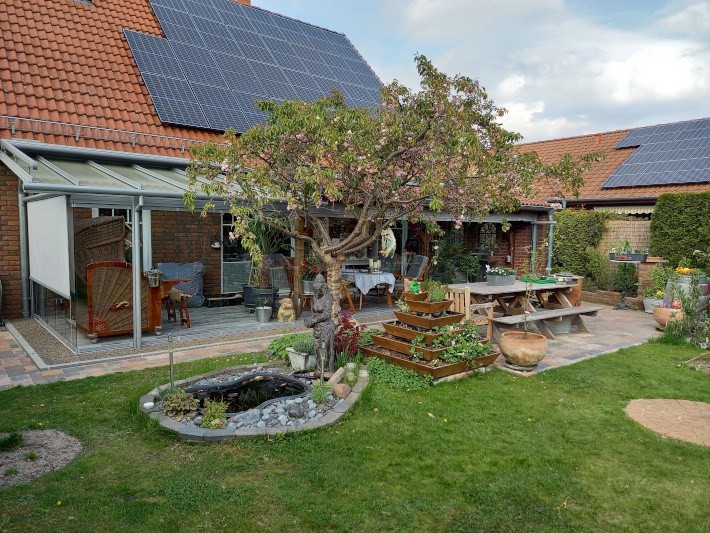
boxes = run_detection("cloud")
[382,0,710,141]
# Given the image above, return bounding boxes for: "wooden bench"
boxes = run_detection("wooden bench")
[490,304,604,341]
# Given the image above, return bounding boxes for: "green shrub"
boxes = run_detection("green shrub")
[366,357,433,390]
[267,332,312,360]
[585,246,612,291]
[0,431,24,452]
[358,328,384,346]
[651,192,710,268]
[310,382,331,404]
[163,391,200,421]
[202,399,229,429]
[640,265,673,297]
[292,335,315,355]
[553,209,615,277]
[613,263,638,295]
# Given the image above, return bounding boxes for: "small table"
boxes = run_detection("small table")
[611,260,640,310]
[161,278,191,327]
[341,269,396,309]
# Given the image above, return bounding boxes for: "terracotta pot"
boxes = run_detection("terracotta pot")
[499,331,548,368]
[652,306,683,328]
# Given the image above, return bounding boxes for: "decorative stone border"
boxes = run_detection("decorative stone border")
[139,361,369,442]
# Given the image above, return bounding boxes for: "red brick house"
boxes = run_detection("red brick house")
[518,117,710,214]
[0,0,555,352]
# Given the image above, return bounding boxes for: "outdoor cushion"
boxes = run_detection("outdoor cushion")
[154,261,206,307]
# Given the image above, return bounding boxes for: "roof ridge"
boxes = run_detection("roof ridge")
[517,128,631,147]
[238,2,346,37]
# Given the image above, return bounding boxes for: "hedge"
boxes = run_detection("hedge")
[552,209,613,279]
[650,192,710,268]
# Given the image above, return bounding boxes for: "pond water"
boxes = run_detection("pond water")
[184,373,309,414]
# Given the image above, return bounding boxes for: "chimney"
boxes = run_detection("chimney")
[235,0,251,4]
[595,134,601,144]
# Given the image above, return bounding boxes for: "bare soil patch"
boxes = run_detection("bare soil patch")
[0,430,82,489]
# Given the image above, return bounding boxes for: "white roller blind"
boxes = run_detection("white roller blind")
[27,195,71,298]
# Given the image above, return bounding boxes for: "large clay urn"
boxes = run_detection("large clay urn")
[499,331,548,369]
[652,306,683,328]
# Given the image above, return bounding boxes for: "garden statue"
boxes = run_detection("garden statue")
[277,297,295,323]
[304,274,336,372]
[380,228,396,258]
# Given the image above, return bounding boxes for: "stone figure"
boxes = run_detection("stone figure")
[380,227,396,258]
[303,274,336,372]
[277,297,295,323]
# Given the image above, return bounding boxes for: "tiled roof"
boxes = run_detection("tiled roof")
[518,126,710,201]
[1,0,368,158]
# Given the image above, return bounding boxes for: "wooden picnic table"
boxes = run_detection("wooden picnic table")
[448,281,603,341]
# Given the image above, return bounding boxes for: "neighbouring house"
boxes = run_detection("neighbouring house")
[0,0,556,354]
[518,116,710,216]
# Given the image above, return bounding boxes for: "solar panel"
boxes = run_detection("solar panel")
[602,118,710,188]
[125,1,382,132]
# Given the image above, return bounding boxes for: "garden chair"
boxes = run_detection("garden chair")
[390,254,429,300]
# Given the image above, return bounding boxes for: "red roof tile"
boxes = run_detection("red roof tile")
[0,0,229,157]
[518,128,710,201]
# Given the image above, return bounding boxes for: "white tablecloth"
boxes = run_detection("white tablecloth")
[341,269,396,294]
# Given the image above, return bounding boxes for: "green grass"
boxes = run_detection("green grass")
[1,342,709,532]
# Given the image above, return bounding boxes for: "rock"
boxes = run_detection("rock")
[346,372,356,382]
[308,410,316,418]
[332,384,351,399]
[294,397,304,404]
[256,421,266,428]
[275,407,286,415]
[345,362,357,371]
[194,416,203,426]
[143,401,155,410]
[287,404,305,419]
[278,415,288,425]
[307,401,317,409]
[359,369,369,379]
[233,409,261,425]
[257,366,264,372]
[314,413,323,421]
[261,413,270,420]
[227,422,236,429]
[285,399,294,406]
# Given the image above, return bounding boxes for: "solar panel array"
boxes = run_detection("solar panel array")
[124,0,382,132]
[602,119,710,188]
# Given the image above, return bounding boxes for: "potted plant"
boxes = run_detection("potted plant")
[486,266,516,286]
[642,288,664,313]
[241,216,289,308]
[653,300,683,328]
[406,282,451,315]
[286,335,317,371]
[499,246,548,370]
[254,297,272,323]
[640,264,672,313]
[300,252,323,294]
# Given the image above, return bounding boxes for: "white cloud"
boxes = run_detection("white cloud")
[382,0,710,140]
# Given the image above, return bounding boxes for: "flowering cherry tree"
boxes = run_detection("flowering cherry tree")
[185,56,599,317]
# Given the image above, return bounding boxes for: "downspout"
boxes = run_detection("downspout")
[547,208,555,275]
[18,185,30,317]
[132,196,143,349]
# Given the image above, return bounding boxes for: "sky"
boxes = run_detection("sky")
[257,0,710,143]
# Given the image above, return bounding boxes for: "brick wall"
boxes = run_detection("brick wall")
[150,210,222,297]
[582,290,642,309]
[0,163,22,319]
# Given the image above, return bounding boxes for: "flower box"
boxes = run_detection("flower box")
[382,321,463,345]
[487,274,516,286]
[406,299,454,314]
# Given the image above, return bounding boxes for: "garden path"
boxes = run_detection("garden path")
[0,304,660,391]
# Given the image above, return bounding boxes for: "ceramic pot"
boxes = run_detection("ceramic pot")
[286,347,317,371]
[499,331,548,369]
[487,274,516,286]
[643,297,663,313]
[664,276,708,311]
[652,306,683,328]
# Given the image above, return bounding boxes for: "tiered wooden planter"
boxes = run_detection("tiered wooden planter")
[362,295,499,378]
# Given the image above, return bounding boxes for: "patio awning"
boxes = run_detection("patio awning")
[593,205,654,215]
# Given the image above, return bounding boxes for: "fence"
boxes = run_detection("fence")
[598,220,651,253]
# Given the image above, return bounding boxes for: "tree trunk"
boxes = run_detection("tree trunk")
[325,260,344,320]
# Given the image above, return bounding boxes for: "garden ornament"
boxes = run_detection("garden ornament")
[304,274,336,372]
[277,297,295,323]
[380,228,396,258]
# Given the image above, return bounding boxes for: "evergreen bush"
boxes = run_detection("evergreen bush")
[552,209,614,279]
[650,192,710,268]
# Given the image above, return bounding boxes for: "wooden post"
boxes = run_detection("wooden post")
[294,216,304,318]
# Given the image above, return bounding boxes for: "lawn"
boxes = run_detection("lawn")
[1,340,709,532]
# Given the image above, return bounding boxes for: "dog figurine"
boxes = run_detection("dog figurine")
[277,297,295,323]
